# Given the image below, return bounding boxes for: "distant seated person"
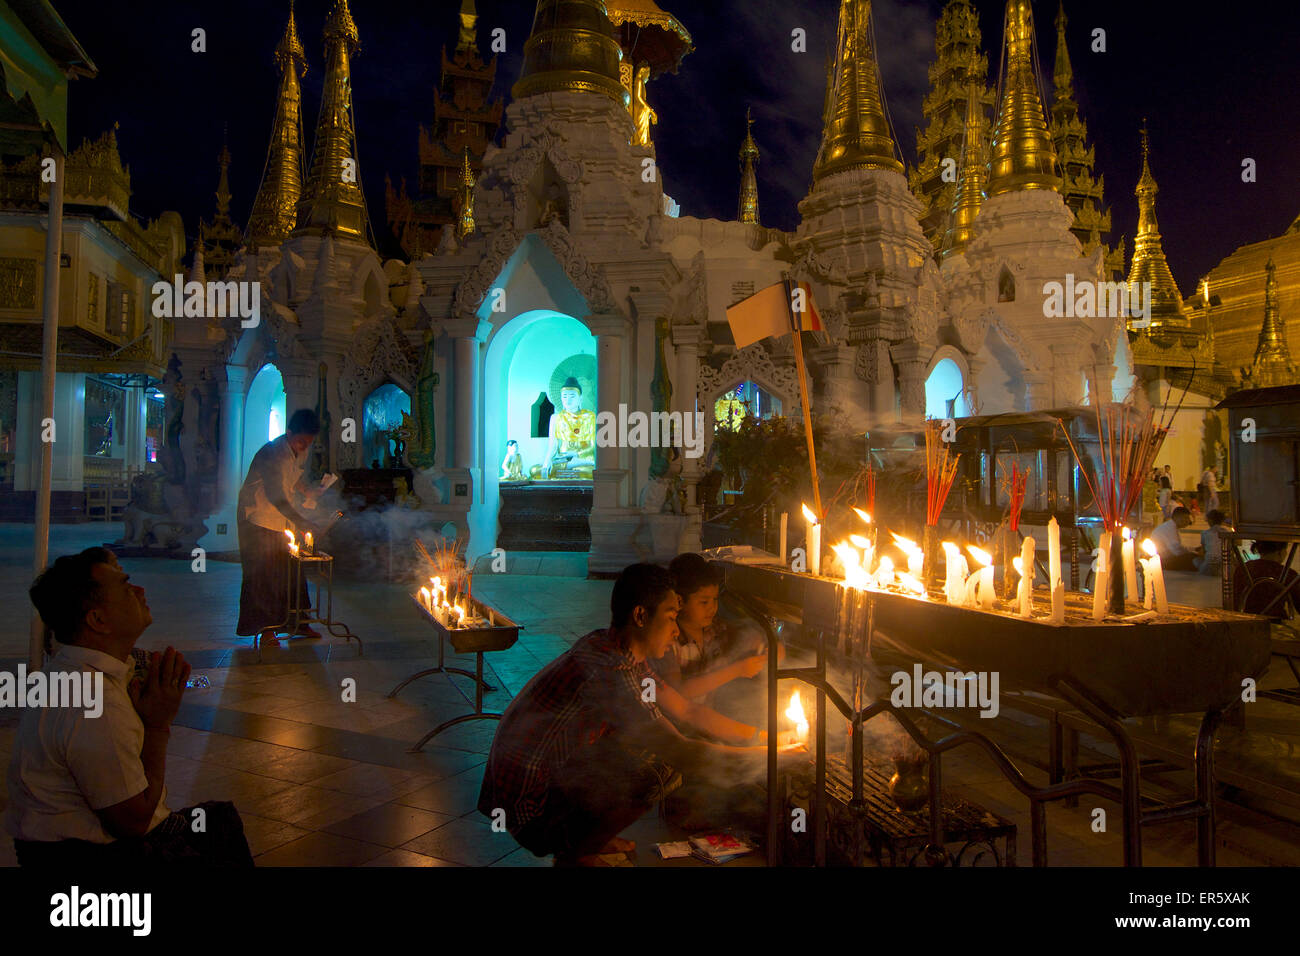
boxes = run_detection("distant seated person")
[5,548,254,867]
[652,554,773,705]
[1195,509,1231,576]
[1233,540,1299,617]
[1150,506,1197,571]
[478,563,803,866]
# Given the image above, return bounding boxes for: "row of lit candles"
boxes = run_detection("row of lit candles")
[417,576,472,628]
[796,506,1169,621]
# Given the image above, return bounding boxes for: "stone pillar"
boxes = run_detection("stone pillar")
[891,341,931,424]
[15,370,85,492]
[812,343,864,428]
[964,355,983,416]
[859,337,895,425]
[198,364,247,554]
[443,318,489,507]
[278,359,317,422]
[1051,345,1084,407]
[588,311,639,574]
[673,322,705,553]
[1024,370,1052,411]
[589,313,628,503]
[123,385,148,477]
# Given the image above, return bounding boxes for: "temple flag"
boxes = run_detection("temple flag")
[725,280,822,349]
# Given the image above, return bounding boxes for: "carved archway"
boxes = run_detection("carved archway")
[337,317,419,468]
[696,344,802,454]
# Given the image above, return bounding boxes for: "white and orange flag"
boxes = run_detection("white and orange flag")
[725,279,822,349]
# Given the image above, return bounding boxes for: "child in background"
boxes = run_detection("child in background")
[1196,509,1230,576]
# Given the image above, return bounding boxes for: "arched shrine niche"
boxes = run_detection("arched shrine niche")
[500,312,596,481]
[713,381,783,432]
[362,383,412,469]
[243,363,286,476]
[925,357,969,420]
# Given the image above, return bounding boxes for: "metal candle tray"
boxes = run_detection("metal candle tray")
[720,562,1271,717]
[413,595,520,655]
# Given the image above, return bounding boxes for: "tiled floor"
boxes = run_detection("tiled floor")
[1,521,1299,867]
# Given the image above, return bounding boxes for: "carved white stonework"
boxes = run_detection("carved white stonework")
[669,251,708,327]
[536,220,616,314]
[337,316,419,468]
[697,344,802,453]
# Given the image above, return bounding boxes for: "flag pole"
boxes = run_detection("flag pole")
[784,277,822,518]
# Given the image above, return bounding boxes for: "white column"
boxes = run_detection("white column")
[17,371,85,492]
[589,313,629,504]
[673,323,704,552]
[454,335,478,469]
[197,364,247,553]
[123,385,147,477]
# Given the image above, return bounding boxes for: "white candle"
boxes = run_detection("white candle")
[1141,540,1168,614]
[802,504,822,576]
[1019,535,1035,614]
[1051,582,1065,624]
[874,555,894,589]
[967,546,994,610]
[419,587,431,612]
[1048,517,1061,595]
[1141,557,1155,610]
[1014,557,1032,617]
[779,512,788,564]
[1121,529,1138,604]
[1092,531,1111,621]
[942,542,964,604]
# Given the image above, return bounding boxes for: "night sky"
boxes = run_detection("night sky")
[55,0,1300,292]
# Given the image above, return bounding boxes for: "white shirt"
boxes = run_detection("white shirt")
[1200,469,1218,492]
[1150,518,1189,558]
[4,644,170,844]
[238,434,309,532]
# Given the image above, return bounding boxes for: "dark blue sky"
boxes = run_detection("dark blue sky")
[56,0,1300,292]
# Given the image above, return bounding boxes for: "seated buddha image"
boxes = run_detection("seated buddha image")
[536,376,595,479]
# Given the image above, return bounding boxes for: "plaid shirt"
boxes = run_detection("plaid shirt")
[478,629,663,830]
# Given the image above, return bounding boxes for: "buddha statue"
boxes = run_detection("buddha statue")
[540,377,596,479]
[501,439,525,482]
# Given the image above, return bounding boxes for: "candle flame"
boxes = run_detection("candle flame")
[801,503,819,524]
[284,529,298,555]
[1141,539,1158,558]
[890,532,920,555]
[1121,526,1132,541]
[853,507,872,525]
[832,543,871,591]
[942,541,960,558]
[785,690,809,741]
[898,572,926,595]
[1013,556,1024,574]
[967,545,992,567]
[849,534,871,549]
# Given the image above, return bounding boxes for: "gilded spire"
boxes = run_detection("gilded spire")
[215,130,232,221]
[296,0,372,244]
[457,0,479,55]
[738,108,760,225]
[941,80,986,259]
[986,0,1061,195]
[247,1,308,247]
[813,0,902,181]
[513,0,627,104]
[1127,124,1188,330]
[456,148,476,239]
[1053,2,1073,107]
[1246,259,1298,387]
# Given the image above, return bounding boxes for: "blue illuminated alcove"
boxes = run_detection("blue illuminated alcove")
[362,383,412,468]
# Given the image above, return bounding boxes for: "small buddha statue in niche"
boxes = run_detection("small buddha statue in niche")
[541,377,595,479]
[501,439,525,482]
